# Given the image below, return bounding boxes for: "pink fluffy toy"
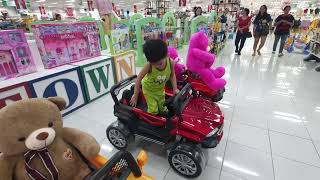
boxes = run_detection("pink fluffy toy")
[168,46,186,82]
[186,30,226,90]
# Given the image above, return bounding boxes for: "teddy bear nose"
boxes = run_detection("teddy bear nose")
[36,132,49,141]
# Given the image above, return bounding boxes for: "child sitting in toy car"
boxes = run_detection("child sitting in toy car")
[130,39,179,116]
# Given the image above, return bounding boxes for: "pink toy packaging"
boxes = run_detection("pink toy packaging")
[186,30,226,90]
[167,46,185,82]
[32,22,101,69]
[0,29,36,81]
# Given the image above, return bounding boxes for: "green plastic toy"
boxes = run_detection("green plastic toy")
[129,14,144,49]
[190,16,208,35]
[135,17,162,67]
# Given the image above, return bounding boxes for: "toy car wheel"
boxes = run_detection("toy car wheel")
[106,122,130,150]
[168,144,204,178]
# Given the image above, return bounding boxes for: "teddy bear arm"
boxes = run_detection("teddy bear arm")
[0,156,17,179]
[191,48,215,65]
[62,127,100,159]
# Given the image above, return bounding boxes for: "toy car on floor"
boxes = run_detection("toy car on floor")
[166,70,225,102]
[107,75,224,178]
[88,150,153,180]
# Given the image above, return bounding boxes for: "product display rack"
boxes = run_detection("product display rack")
[162,12,180,48]
[135,17,164,66]
[304,18,320,63]
[212,0,240,13]
[129,13,144,49]
[156,0,170,18]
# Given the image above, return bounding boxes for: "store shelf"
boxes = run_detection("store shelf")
[0,55,111,88]
[310,39,320,44]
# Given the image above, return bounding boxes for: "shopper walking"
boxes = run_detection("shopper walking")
[235,8,251,55]
[220,8,229,42]
[272,6,295,57]
[193,7,203,19]
[252,5,272,56]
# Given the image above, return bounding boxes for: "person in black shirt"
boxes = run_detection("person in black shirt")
[272,5,295,57]
[252,5,273,56]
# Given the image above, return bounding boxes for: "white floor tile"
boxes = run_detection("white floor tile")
[232,107,269,129]
[273,155,320,180]
[223,142,274,180]
[228,122,270,152]
[206,139,227,170]
[164,166,220,180]
[220,171,247,180]
[268,113,310,139]
[305,118,320,142]
[270,131,320,167]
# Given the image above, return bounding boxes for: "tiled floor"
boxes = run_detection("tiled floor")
[64,36,320,180]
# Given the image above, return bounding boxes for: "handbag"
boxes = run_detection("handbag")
[244,31,252,38]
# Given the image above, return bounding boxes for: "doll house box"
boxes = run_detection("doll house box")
[32,22,101,69]
[0,29,36,81]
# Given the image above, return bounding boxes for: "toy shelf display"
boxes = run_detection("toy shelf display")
[32,22,101,69]
[107,19,131,55]
[156,0,170,18]
[135,17,164,66]
[0,29,36,81]
[304,18,320,62]
[162,12,181,48]
[129,14,144,49]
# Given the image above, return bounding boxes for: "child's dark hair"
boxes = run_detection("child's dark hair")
[244,8,250,16]
[143,39,168,63]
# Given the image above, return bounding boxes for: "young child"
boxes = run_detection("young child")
[130,39,179,115]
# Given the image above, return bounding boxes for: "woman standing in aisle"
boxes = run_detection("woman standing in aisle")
[252,5,273,56]
[193,7,203,19]
[272,5,295,57]
[235,8,251,55]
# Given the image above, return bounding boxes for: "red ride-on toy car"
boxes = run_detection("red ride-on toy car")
[107,75,224,178]
[166,70,225,102]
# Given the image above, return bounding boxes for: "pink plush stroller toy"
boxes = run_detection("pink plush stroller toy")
[168,46,186,82]
[186,30,226,90]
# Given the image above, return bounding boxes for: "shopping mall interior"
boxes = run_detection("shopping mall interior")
[0,0,320,180]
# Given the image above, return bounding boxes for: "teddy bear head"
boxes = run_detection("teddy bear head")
[0,97,66,156]
[168,46,179,62]
[189,30,209,51]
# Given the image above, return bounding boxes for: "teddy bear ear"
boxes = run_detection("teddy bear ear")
[48,97,66,111]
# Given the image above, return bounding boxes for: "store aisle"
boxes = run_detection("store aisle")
[64,37,320,180]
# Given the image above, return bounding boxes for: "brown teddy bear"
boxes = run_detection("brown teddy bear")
[0,97,100,180]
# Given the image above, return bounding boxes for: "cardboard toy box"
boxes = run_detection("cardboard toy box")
[32,22,101,69]
[0,29,36,81]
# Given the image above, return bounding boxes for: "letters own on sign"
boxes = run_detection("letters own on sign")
[29,68,86,115]
[112,50,136,83]
[0,82,32,109]
[80,58,116,102]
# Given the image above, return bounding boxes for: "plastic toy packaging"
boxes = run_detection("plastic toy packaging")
[142,25,164,41]
[0,29,36,81]
[111,23,130,54]
[32,22,101,69]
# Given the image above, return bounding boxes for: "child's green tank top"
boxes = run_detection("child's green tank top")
[142,58,171,93]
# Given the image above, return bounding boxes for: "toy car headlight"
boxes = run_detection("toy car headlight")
[206,127,219,138]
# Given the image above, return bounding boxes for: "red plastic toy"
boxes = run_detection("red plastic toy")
[166,70,225,102]
[107,75,224,178]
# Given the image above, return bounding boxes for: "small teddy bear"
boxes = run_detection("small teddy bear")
[0,97,100,180]
[167,46,186,82]
[186,30,226,90]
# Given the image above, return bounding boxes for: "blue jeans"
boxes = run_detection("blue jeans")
[273,34,288,53]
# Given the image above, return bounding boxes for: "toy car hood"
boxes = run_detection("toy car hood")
[179,97,224,136]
